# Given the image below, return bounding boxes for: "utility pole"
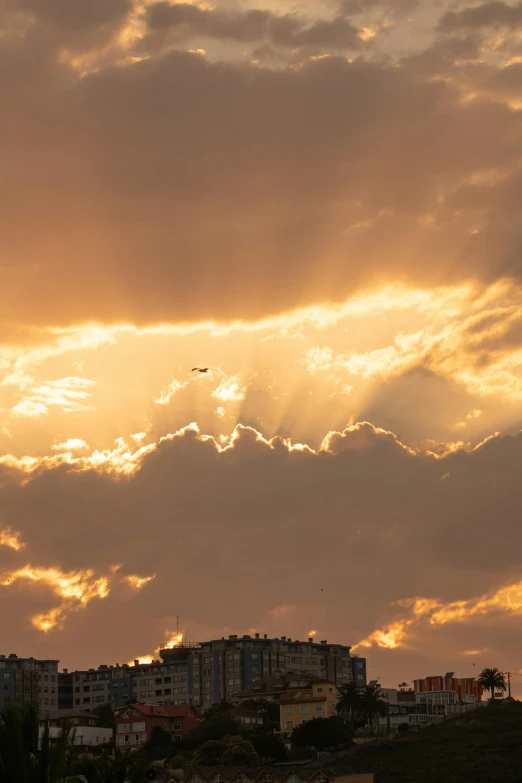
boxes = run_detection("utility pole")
[508,671,512,698]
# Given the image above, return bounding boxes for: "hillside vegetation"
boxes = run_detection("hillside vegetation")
[350,702,522,783]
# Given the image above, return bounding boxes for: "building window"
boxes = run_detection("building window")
[284,706,293,715]
[316,687,323,693]
[299,705,308,715]
[314,704,323,713]
[285,721,294,730]
[328,688,333,693]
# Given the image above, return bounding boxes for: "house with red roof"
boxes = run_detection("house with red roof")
[115,703,200,749]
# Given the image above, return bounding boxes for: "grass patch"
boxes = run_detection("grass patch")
[349,702,522,782]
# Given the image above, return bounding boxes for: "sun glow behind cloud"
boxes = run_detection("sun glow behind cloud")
[353,579,522,651]
[1,563,155,632]
[0,528,25,551]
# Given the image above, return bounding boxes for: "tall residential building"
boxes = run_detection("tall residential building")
[53,633,366,714]
[58,658,191,711]
[160,633,366,712]
[0,654,59,712]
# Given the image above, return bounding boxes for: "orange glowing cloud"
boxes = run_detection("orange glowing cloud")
[124,574,156,589]
[1,563,155,632]
[129,628,185,665]
[1,565,109,631]
[354,620,412,651]
[0,528,25,551]
[353,579,522,651]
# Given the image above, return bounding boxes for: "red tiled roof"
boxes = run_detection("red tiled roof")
[117,703,195,718]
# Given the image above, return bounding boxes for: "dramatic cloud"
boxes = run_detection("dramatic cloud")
[0,0,521,330]
[0,418,520,689]
[355,578,522,652]
[2,0,522,694]
[438,2,522,31]
[0,528,25,551]
[146,3,367,50]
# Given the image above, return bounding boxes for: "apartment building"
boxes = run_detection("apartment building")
[53,633,365,714]
[59,657,192,711]
[160,634,366,713]
[132,659,190,706]
[0,654,59,712]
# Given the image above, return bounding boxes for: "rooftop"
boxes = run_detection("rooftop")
[116,703,197,718]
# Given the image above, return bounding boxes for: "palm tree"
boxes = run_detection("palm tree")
[359,684,388,735]
[0,700,75,782]
[335,682,361,725]
[478,668,506,702]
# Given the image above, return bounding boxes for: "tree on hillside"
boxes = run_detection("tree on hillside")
[359,684,388,734]
[204,699,235,719]
[221,735,259,765]
[250,731,287,762]
[336,682,362,724]
[192,740,228,766]
[192,736,259,766]
[183,712,243,749]
[71,748,146,783]
[478,668,506,701]
[92,702,116,732]
[291,716,353,751]
[149,725,173,749]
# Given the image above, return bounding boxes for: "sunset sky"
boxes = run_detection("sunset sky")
[1,0,522,695]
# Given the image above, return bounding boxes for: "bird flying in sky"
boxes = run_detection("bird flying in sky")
[191,367,212,373]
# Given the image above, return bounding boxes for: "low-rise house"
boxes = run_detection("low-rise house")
[230,706,264,727]
[39,707,113,750]
[278,681,339,738]
[41,725,113,748]
[40,707,100,729]
[414,673,482,702]
[115,703,200,750]
[375,677,487,734]
[239,675,322,705]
